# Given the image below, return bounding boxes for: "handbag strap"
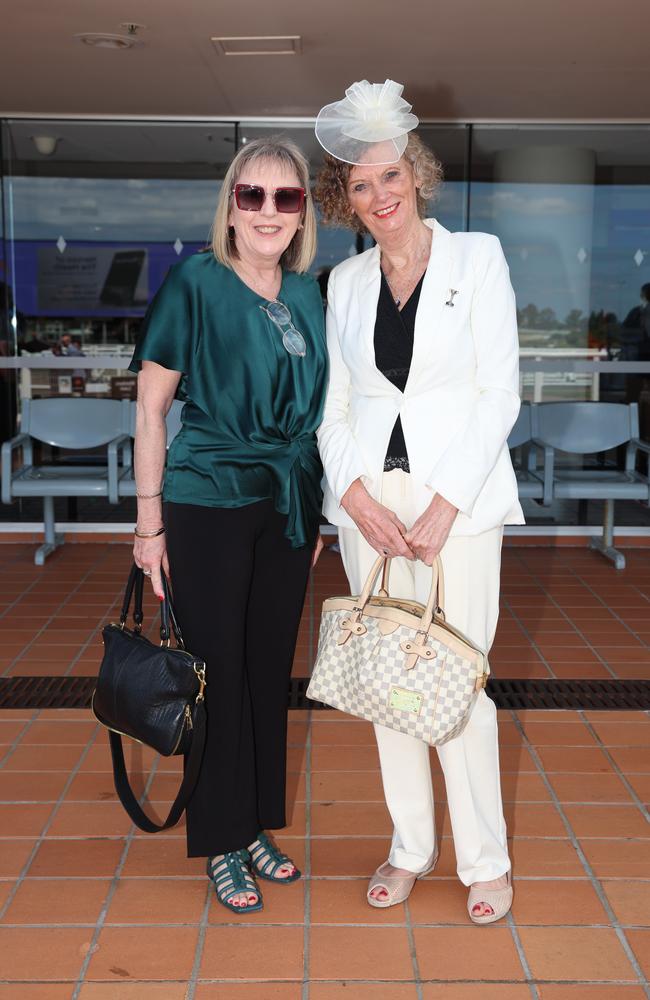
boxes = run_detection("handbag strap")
[134,569,144,632]
[107,697,206,832]
[419,556,445,632]
[119,563,185,647]
[358,555,445,632]
[119,563,140,628]
[160,571,186,648]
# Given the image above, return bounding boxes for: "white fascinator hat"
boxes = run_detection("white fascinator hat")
[315,79,419,166]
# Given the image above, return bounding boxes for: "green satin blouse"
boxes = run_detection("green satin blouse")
[129,252,328,548]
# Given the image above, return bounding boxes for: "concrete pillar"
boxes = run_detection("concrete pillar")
[491,145,596,337]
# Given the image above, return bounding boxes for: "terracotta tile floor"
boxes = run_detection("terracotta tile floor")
[0,540,649,997]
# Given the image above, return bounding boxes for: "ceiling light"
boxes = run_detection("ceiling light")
[75,32,143,49]
[211,35,302,56]
[32,135,59,156]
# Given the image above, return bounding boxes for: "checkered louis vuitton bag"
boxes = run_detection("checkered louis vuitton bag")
[307,555,490,746]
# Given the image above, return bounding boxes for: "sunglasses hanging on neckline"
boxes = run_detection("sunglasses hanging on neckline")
[259,301,307,357]
[232,183,306,214]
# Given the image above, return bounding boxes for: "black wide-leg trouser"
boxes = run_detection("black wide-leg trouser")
[164,500,314,858]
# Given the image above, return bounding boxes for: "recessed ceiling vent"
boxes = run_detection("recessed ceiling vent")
[211,35,302,56]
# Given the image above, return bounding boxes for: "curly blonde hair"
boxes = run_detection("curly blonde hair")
[314,134,444,234]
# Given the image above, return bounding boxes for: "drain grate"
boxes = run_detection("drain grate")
[306,678,650,711]
[484,678,650,711]
[0,676,649,712]
[0,676,96,710]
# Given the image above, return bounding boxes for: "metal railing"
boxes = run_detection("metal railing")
[2,355,649,402]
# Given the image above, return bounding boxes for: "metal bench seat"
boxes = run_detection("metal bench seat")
[1,398,129,564]
[108,399,184,501]
[507,403,551,503]
[551,468,649,501]
[9,465,116,496]
[532,402,650,569]
[3,395,649,573]
[514,467,546,500]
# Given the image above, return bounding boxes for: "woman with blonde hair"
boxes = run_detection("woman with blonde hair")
[315,81,523,922]
[129,137,327,913]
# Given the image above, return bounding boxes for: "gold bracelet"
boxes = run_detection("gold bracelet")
[134,525,165,538]
[136,490,162,499]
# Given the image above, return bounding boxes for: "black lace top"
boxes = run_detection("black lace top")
[373,271,425,473]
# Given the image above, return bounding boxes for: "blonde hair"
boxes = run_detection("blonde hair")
[211,137,317,273]
[314,133,444,234]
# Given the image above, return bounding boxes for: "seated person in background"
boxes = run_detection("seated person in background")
[21,331,50,353]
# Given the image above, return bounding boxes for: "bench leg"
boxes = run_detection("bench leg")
[35,496,64,565]
[589,499,626,570]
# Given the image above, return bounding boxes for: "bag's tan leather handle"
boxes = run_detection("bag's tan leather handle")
[357,555,446,625]
[419,556,445,633]
[338,556,448,663]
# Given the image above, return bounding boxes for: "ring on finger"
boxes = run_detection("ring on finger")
[143,569,152,577]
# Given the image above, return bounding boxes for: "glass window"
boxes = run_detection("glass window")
[470,125,650,400]
[470,125,650,529]
[1,118,649,530]
[418,125,469,233]
[2,120,235,358]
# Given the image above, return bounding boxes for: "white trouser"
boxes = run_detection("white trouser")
[338,469,511,886]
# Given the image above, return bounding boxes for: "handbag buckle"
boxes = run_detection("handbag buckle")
[337,609,367,645]
[194,662,207,702]
[400,633,436,670]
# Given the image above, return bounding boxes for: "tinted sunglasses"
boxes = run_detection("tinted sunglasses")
[232,183,305,214]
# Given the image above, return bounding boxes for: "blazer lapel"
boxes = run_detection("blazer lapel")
[407,219,453,393]
[357,243,382,370]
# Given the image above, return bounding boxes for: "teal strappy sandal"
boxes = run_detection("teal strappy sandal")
[207,849,263,913]
[248,832,301,884]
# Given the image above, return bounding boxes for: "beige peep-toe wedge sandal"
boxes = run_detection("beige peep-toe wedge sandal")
[367,849,439,909]
[467,869,513,924]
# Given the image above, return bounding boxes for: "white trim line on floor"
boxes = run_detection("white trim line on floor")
[504,525,650,537]
[0,522,134,533]
[1,522,650,537]
[323,524,650,538]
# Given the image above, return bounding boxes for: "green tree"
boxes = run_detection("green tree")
[565,308,585,332]
[520,303,539,328]
[538,307,558,329]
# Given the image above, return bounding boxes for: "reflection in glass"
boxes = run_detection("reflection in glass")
[1,118,649,528]
[470,126,650,406]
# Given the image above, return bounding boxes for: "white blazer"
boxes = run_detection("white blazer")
[317,219,525,536]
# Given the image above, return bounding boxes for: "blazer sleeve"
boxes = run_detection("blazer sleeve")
[316,268,372,506]
[424,235,520,517]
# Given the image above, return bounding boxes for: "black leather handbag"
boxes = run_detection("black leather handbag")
[93,564,207,832]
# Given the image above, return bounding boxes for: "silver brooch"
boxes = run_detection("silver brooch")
[445,289,459,307]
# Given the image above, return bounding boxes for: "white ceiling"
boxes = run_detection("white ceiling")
[1,0,649,121]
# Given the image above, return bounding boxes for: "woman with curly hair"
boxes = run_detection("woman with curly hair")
[314,81,523,921]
